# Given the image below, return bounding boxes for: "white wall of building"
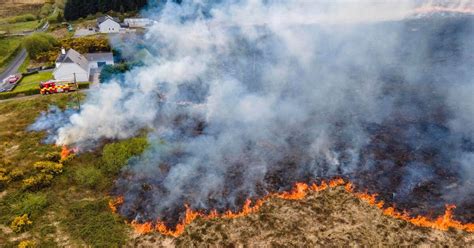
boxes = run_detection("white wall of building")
[53,64,89,82]
[124,18,153,28]
[99,19,121,33]
[88,58,114,70]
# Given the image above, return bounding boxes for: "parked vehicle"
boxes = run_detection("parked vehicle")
[6,75,20,84]
[40,81,77,95]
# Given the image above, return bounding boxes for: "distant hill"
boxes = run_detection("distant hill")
[0,0,45,19]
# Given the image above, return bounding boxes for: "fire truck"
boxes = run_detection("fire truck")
[40,81,77,95]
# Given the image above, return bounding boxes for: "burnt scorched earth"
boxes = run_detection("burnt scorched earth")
[113,15,474,228]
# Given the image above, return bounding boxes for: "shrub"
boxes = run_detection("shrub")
[22,174,53,191]
[44,152,61,162]
[7,14,37,24]
[10,214,32,233]
[17,193,48,218]
[18,240,36,248]
[9,168,24,180]
[40,3,53,18]
[75,166,102,189]
[22,33,59,59]
[0,168,11,189]
[33,161,63,175]
[48,10,64,24]
[101,137,148,175]
[0,88,41,100]
[64,200,126,247]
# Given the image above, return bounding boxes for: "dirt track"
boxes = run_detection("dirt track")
[128,186,473,247]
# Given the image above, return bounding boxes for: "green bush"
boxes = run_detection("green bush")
[22,33,58,59]
[17,193,48,219]
[22,173,53,191]
[0,88,41,100]
[64,200,126,247]
[78,82,90,89]
[6,14,37,24]
[75,166,102,189]
[101,137,148,175]
[40,3,53,18]
[48,10,64,24]
[33,161,63,175]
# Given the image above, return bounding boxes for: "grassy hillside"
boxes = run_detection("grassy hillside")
[0,95,472,247]
[0,1,45,19]
[0,94,144,247]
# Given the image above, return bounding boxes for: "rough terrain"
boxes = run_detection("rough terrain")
[129,187,474,247]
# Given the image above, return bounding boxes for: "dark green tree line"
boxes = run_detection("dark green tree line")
[64,0,148,21]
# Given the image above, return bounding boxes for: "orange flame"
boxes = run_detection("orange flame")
[60,145,72,160]
[110,179,474,236]
[109,196,124,213]
[131,220,153,234]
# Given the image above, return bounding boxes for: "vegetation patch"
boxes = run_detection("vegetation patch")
[13,71,53,93]
[10,214,33,233]
[0,14,37,24]
[22,33,59,60]
[74,166,103,189]
[0,21,41,34]
[35,35,111,64]
[101,137,149,175]
[63,199,127,247]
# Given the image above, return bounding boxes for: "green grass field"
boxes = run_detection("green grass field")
[0,21,39,33]
[13,72,53,93]
[0,94,146,246]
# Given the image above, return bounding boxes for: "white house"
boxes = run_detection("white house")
[54,49,90,82]
[97,15,121,33]
[54,48,114,82]
[124,18,154,28]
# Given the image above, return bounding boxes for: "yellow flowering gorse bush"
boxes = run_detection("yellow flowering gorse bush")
[10,214,32,233]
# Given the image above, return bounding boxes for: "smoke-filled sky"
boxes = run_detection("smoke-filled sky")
[30,0,474,225]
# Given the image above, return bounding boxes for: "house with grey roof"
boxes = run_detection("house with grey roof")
[53,48,114,82]
[97,15,121,33]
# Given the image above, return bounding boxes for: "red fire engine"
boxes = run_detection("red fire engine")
[40,81,77,95]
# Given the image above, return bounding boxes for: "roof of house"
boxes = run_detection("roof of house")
[55,49,89,72]
[97,15,120,25]
[85,52,114,62]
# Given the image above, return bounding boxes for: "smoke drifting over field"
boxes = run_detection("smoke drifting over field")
[30,0,474,226]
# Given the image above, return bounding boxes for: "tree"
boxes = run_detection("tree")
[64,0,149,21]
[22,33,59,59]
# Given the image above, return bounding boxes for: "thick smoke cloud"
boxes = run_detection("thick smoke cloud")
[30,0,474,225]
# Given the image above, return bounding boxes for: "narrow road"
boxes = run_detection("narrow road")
[0,48,27,91]
[0,20,49,88]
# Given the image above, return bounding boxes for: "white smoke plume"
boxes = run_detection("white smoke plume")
[30,0,474,225]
